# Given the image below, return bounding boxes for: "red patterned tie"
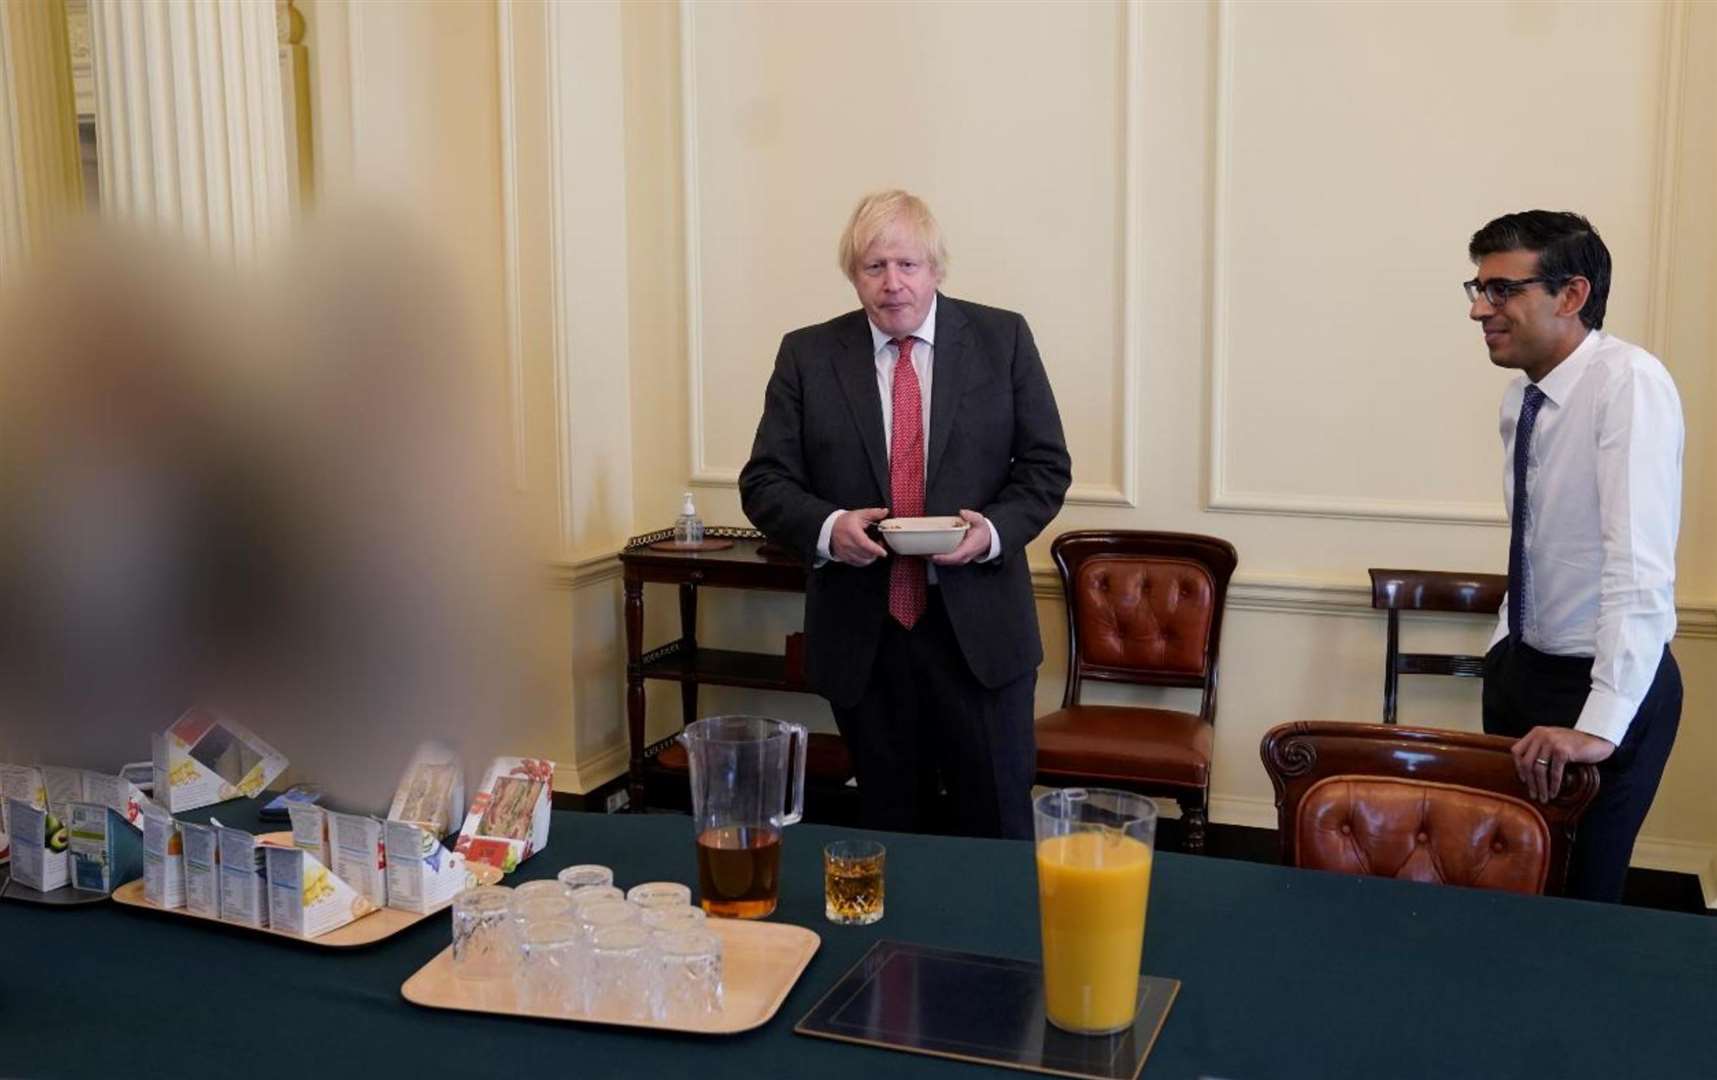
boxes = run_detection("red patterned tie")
[888,337,927,629]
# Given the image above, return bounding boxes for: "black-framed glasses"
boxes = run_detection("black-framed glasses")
[1463,276,1561,306]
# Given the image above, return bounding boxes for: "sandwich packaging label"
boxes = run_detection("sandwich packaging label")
[142,803,186,909]
[325,811,387,909]
[215,824,268,928]
[454,757,554,874]
[0,763,45,862]
[384,819,468,914]
[69,802,144,894]
[288,803,330,865]
[152,708,288,814]
[265,846,375,939]
[181,821,221,918]
[7,797,69,892]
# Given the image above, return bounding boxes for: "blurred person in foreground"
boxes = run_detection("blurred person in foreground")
[0,219,546,808]
[1466,210,1683,902]
[740,191,1071,839]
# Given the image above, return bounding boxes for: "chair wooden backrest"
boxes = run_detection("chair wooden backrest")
[1368,569,1507,724]
[1260,722,1599,896]
[1052,531,1239,721]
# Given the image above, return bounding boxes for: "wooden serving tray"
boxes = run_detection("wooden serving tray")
[111,879,451,948]
[402,917,820,1035]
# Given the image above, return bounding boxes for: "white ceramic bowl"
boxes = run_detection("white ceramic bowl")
[877,516,969,556]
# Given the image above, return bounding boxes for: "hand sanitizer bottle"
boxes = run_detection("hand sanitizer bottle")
[674,491,704,546]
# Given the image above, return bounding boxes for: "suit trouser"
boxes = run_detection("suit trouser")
[1482,639,1681,902]
[830,587,1037,840]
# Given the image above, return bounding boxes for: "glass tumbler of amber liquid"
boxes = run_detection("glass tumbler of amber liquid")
[823,840,885,925]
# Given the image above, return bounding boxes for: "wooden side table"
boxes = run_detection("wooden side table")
[618,527,811,810]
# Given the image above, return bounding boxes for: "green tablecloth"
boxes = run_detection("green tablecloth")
[4,807,1713,1078]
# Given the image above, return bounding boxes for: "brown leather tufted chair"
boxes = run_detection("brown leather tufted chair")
[1260,722,1599,896]
[1035,531,1238,853]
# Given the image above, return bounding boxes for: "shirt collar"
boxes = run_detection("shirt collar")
[1531,329,1600,407]
[868,294,938,357]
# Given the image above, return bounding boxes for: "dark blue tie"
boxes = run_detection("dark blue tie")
[1507,385,1547,645]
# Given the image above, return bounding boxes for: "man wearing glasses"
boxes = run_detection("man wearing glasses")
[1466,210,1684,902]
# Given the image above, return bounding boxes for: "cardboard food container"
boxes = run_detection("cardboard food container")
[181,820,221,918]
[69,802,144,894]
[265,845,377,939]
[453,757,554,874]
[6,797,69,892]
[0,764,47,864]
[214,824,269,929]
[151,707,288,814]
[287,803,331,865]
[40,766,86,823]
[388,744,465,838]
[142,803,186,909]
[81,770,155,832]
[384,820,469,914]
[326,811,388,910]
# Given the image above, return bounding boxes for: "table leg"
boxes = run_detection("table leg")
[625,574,646,810]
[679,582,699,730]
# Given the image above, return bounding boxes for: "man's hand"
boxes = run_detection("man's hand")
[1512,726,1614,803]
[930,510,992,567]
[830,507,890,566]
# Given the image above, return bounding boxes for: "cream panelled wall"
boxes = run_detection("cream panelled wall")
[622,0,1716,898]
[1211,3,1670,523]
[298,1,1713,897]
[682,0,1135,505]
[294,0,625,790]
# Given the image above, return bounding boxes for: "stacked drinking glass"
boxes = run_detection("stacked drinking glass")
[450,865,723,1022]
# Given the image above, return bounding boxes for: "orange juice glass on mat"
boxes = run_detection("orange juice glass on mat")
[1034,788,1157,1035]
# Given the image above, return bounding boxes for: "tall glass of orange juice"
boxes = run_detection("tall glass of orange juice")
[1033,788,1157,1035]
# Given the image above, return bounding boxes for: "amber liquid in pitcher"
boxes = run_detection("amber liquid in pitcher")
[696,825,781,919]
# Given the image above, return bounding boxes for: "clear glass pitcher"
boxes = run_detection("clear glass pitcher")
[1034,787,1158,1035]
[679,715,806,919]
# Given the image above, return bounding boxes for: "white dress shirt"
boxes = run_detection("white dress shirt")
[1489,329,1684,745]
[815,296,1003,572]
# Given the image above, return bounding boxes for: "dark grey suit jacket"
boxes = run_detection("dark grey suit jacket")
[738,294,1072,709]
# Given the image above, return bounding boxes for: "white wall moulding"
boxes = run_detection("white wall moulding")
[548,553,626,592]
[1643,0,1690,360]
[1629,837,1717,909]
[545,0,574,551]
[497,0,528,491]
[1029,565,1717,638]
[277,0,312,207]
[88,0,290,261]
[680,0,1140,509]
[561,739,629,797]
[1204,0,1680,527]
[546,0,634,557]
[553,549,1717,640]
[0,0,84,280]
[1205,491,1507,527]
[1208,794,1279,832]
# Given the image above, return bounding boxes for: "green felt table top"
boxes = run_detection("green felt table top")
[3,806,1713,1079]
